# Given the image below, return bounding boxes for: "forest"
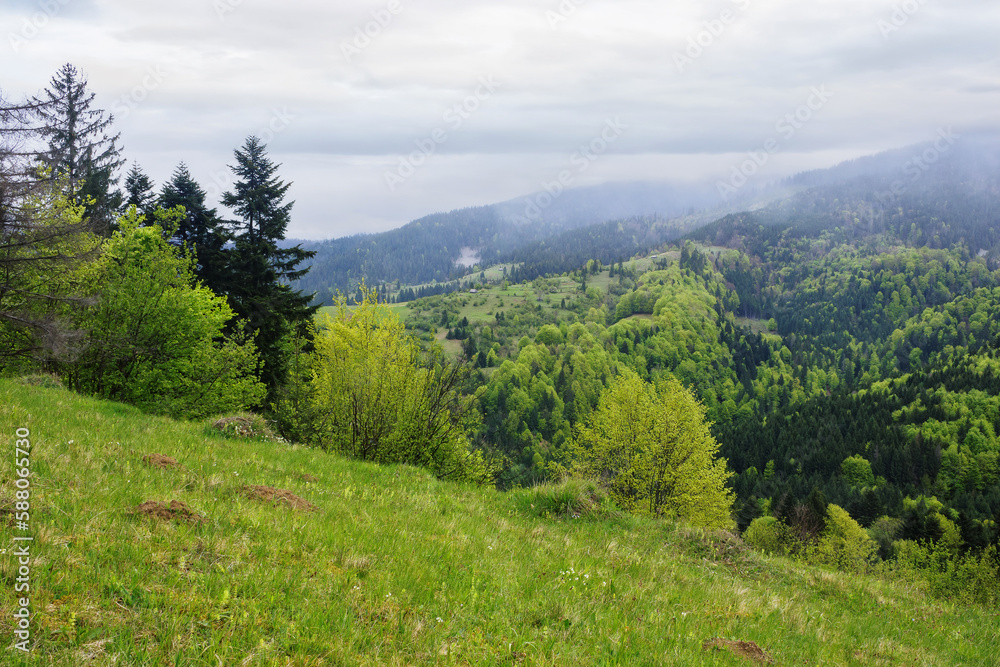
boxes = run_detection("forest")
[3,64,1000,607]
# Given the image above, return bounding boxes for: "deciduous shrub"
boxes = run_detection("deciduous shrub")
[303,287,493,484]
[808,504,878,573]
[570,369,734,528]
[62,209,265,418]
[743,516,788,555]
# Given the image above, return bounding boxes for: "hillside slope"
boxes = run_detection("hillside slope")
[1,379,997,665]
[292,181,723,304]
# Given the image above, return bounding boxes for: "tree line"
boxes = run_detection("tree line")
[1,63,316,410]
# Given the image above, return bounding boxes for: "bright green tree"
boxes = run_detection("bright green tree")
[571,369,734,527]
[62,208,265,418]
[305,286,491,483]
[809,504,878,573]
[841,454,875,487]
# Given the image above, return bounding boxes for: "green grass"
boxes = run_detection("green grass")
[2,379,998,665]
[317,303,412,321]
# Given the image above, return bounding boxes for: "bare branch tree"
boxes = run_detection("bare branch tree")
[0,88,100,370]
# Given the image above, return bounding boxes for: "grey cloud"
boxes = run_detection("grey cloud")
[1,0,997,239]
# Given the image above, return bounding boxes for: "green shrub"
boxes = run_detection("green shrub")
[17,373,65,390]
[743,516,788,555]
[306,287,494,484]
[512,478,622,521]
[209,413,283,443]
[808,504,878,573]
[892,540,1000,606]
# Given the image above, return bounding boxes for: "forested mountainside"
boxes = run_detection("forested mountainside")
[390,136,1000,555]
[292,181,721,304]
[295,135,999,305]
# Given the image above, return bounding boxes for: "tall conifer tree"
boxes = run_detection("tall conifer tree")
[33,63,123,234]
[159,163,233,297]
[122,162,156,220]
[222,136,316,399]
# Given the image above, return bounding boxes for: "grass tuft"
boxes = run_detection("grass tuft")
[511,477,624,521]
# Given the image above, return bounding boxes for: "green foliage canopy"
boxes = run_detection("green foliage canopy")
[62,208,265,418]
[306,288,492,484]
[571,369,734,528]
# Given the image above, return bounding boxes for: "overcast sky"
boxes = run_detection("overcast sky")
[3,0,998,239]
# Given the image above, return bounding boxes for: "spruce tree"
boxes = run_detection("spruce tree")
[0,91,99,368]
[32,63,123,234]
[159,163,233,297]
[122,162,156,220]
[221,136,316,400]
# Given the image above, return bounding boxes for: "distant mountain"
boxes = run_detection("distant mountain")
[291,181,723,304]
[691,133,1000,255]
[292,133,1000,304]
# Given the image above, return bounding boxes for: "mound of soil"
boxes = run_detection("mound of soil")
[142,453,180,469]
[212,415,255,436]
[703,638,772,663]
[241,485,317,512]
[135,500,205,524]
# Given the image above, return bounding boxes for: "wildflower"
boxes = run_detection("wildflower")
[436,617,443,623]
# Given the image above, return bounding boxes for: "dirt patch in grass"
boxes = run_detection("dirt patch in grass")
[241,485,317,512]
[300,474,319,483]
[134,500,205,524]
[702,638,772,663]
[142,453,180,469]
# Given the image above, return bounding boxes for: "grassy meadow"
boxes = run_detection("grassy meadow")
[1,378,997,665]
